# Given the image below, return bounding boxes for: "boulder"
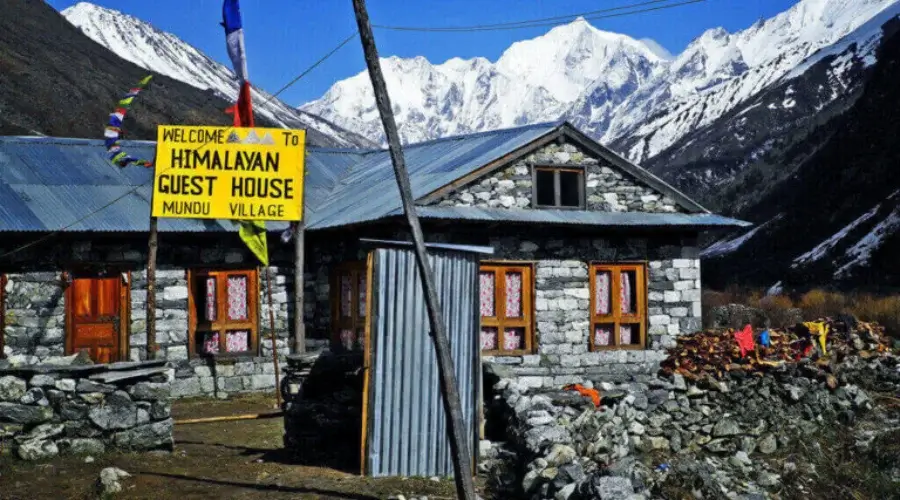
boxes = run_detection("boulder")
[59,438,106,455]
[129,382,169,401]
[712,419,742,437]
[19,387,48,406]
[757,434,777,454]
[574,475,633,500]
[111,418,173,450]
[98,467,131,496]
[0,376,27,402]
[88,391,137,430]
[0,402,53,424]
[16,439,59,461]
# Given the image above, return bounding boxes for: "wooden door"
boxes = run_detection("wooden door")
[66,274,128,363]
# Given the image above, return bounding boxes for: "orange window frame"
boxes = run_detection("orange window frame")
[330,261,369,349]
[479,263,534,356]
[187,268,259,358]
[589,263,647,351]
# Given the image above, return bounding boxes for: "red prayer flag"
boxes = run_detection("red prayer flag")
[734,324,755,358]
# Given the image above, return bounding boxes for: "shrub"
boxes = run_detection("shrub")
[797,289,847,320]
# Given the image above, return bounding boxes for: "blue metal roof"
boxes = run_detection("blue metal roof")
[0,121,744,234]
[306,121,561,229]
[405,206,752,228]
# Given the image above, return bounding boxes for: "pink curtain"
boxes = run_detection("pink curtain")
[481,327,498,350]
[340,329,355,349]
[595,271,610,315]
[205,277,217,321]
[203,332,220,354]
[505,273,522,317]
[479,272,495,317]
[594,325,612,346]
[226,330,248,352]
[504,328,522,350]
[620,272,633,314]
[620,325,633,345]
[227,276,248,320]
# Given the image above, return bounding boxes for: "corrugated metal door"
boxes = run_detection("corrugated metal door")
[362,246,480,478]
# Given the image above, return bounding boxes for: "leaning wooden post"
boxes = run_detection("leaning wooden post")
[293,222,306,354]
[351,1,476,497]
[266,266,282,408]
[146,216,159,360]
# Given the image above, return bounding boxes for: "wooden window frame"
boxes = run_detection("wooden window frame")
[480,262,535,356]
[330,261,369,349]
[531,164,586,210]
[589,263,647,351]
[187,268,260,359]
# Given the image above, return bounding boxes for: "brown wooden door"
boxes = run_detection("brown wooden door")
[66,275,126,363]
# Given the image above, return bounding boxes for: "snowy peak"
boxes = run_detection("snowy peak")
[61,2,373,148]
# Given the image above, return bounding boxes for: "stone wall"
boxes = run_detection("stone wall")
[429,141,684,213]
[2,273,65,361]
[0,359,173,461]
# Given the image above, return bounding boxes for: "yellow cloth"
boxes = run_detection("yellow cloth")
[803,321,829,355]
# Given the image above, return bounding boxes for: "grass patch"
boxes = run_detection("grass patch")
[703,288,900,336]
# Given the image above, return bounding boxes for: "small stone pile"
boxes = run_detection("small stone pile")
[485,342,900,499]
[0,359,173,461]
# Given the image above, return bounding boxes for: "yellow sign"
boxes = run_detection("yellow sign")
[151,125,305,221]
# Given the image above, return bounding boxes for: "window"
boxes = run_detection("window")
[533,166,585,208]
[331,262,369,351]
[480,264,534,355]
[188,269,259,357]
[590,264,646,350]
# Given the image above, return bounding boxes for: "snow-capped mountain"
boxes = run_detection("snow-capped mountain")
[61,2,374,149]
[302,0,898,158]
[303,18,667,145]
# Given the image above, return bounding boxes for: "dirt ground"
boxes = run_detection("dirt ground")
[0,393,477,499]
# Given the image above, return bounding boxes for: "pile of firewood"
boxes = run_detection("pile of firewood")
[660,316,895,381]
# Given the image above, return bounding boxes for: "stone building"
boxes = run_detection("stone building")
[0,122,749,399]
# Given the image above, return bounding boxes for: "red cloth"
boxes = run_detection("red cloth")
[224,80,255,127]
[564,384,601,407]
[734,324,755,358]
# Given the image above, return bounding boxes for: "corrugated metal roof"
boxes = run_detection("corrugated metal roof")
[0,121,745,234]
[405,206,753,228]
[306,122,561,229]
[358,238,495,255]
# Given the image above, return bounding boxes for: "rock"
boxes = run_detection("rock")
[55,379,77,392]
[786,385,803,402]
[112,419,173,450]
[556,483,577,500]
[524,425,570,453]
[0,376,27,401]
[89,391,137,430]
[686,386,706,397]
[44,352,93,366]
[77,380,116,394]
[60,438,106,455]
[0,402,53,424]
[528,415,555,426]
[522,470,540,493]
[80,393,106,405]
[740,437,757,453]
[628,422,646,436]
[647,389,669,405]
[576,475,634,500]
[85,456,95,463]
[756,471,780,488]
[704,439,736,454]
[129,382,169,401]
[19,387,47,406]
[757,434,777,454]
[545,444,577,466]
[557,462,586,485]
[16,423,64,442]
[16,439,59,461]
[729,451,752,468]
[672,374,687,391]
[632,394,649,411]
[645,436,670,451]
[98,467,131,496]
[150,401,171,420]
[713,419,741,437]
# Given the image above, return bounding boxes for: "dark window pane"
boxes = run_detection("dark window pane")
[535,170,555,206]
[559,171,582,207]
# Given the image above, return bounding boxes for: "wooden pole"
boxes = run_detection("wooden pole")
[266,266,283,408]
[146,216,159,360]
[174,412,283,425]
[293,222,306,354]
[350,2,476,497]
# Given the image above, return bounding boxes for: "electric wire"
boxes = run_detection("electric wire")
[0,32,359,261]
[373,0,705,32]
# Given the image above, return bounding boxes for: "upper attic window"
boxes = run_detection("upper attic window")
[533,166,585,209]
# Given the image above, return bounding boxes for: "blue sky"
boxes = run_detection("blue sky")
[47,0,799,105]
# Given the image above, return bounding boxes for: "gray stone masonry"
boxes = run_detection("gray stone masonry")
[0,360,173,461]
[430,140,684,213]
[480,235,701,390]
[2,273,65,361]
